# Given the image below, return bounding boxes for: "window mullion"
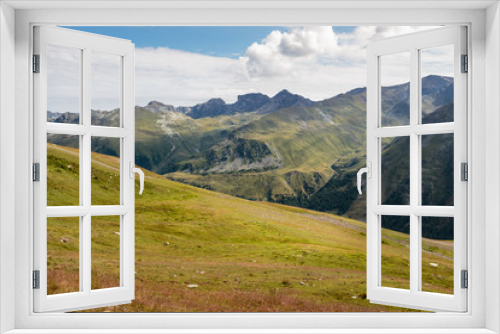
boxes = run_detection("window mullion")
[409,47,420,294]
[82,47,92,294]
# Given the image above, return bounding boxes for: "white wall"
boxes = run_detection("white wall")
[486,2,500,333]
[0,2,16,333]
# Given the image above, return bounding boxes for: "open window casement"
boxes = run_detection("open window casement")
[362,26,467,312]
[33,26,139,312]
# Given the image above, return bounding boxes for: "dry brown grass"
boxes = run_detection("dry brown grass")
[84,281,401,313]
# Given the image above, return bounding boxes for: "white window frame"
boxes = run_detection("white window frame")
[0,1,499,333]
[33,26,136,313]
[366,26,468,312]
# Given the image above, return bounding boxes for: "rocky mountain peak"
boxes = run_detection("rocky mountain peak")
[187,98,228,119]
[145,100,176,113]
[230,93,271,113]
[148,100,167,107]
[255,89,315,114]
[273,89,293,98]
[202,98,226,107]
[236,93,270,104]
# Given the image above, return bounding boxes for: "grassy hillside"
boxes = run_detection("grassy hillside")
[46,143,453,312]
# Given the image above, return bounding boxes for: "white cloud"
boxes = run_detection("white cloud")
[243,27,338,77]
[135,47,252,107]
[47,25,450,111]
[236,26,441,100]
[420,44,454,78]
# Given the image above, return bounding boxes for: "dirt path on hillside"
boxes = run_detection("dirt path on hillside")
[50,144,121,172]
[49,144,154,179]
[298,212,452,260]
[297,213,365,233]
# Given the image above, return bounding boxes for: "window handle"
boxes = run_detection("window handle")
[129,162,144,195]
[357,162,371,195]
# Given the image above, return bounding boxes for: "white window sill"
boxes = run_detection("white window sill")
[4,329,498,334]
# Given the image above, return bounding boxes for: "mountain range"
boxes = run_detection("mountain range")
[47,75,455,238]
[144,89,315,119]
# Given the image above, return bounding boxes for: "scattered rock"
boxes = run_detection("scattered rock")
[164,242,170,245]
[187,284,198,288]
[430,263,438,267]
[351,295,357,299]
[60,238,69,243]
[299,281,308,286]
[114,232,120,236]
[200,270,205,274]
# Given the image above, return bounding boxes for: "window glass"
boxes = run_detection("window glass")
[91,51,121,127]
[421,217,454,294]
[47,217,80,295]
[421,45,454,124]
[47,134,80,206]
[422,134,454,206]
[381,137,410,205]
[47,44,81,124]
[381,52,410,127]
[92,216,121,290]
[91,137,121,206]
[381,215,410,290]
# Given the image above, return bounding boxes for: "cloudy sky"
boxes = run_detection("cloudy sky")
[48,26,452,113]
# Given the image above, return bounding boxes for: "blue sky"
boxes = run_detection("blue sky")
[65,26,356,58]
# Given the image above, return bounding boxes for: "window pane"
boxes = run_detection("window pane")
[91,51,121,127]
[421,44,454,124]
[421,217,454,294]
[92,216,121,289]
[381,136,410,205]
[91,137,121,205]
[421,133,454,206]
[380,52,410,127]
[47,217,80,295]
[47,44,81,124]
[381,215,410,289]
[47,134,80,206]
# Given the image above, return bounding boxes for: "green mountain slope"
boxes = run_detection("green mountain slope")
[166,91,367,203]
[47,75,455,239]
[314,103,455,240]
[46,144,453,312]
